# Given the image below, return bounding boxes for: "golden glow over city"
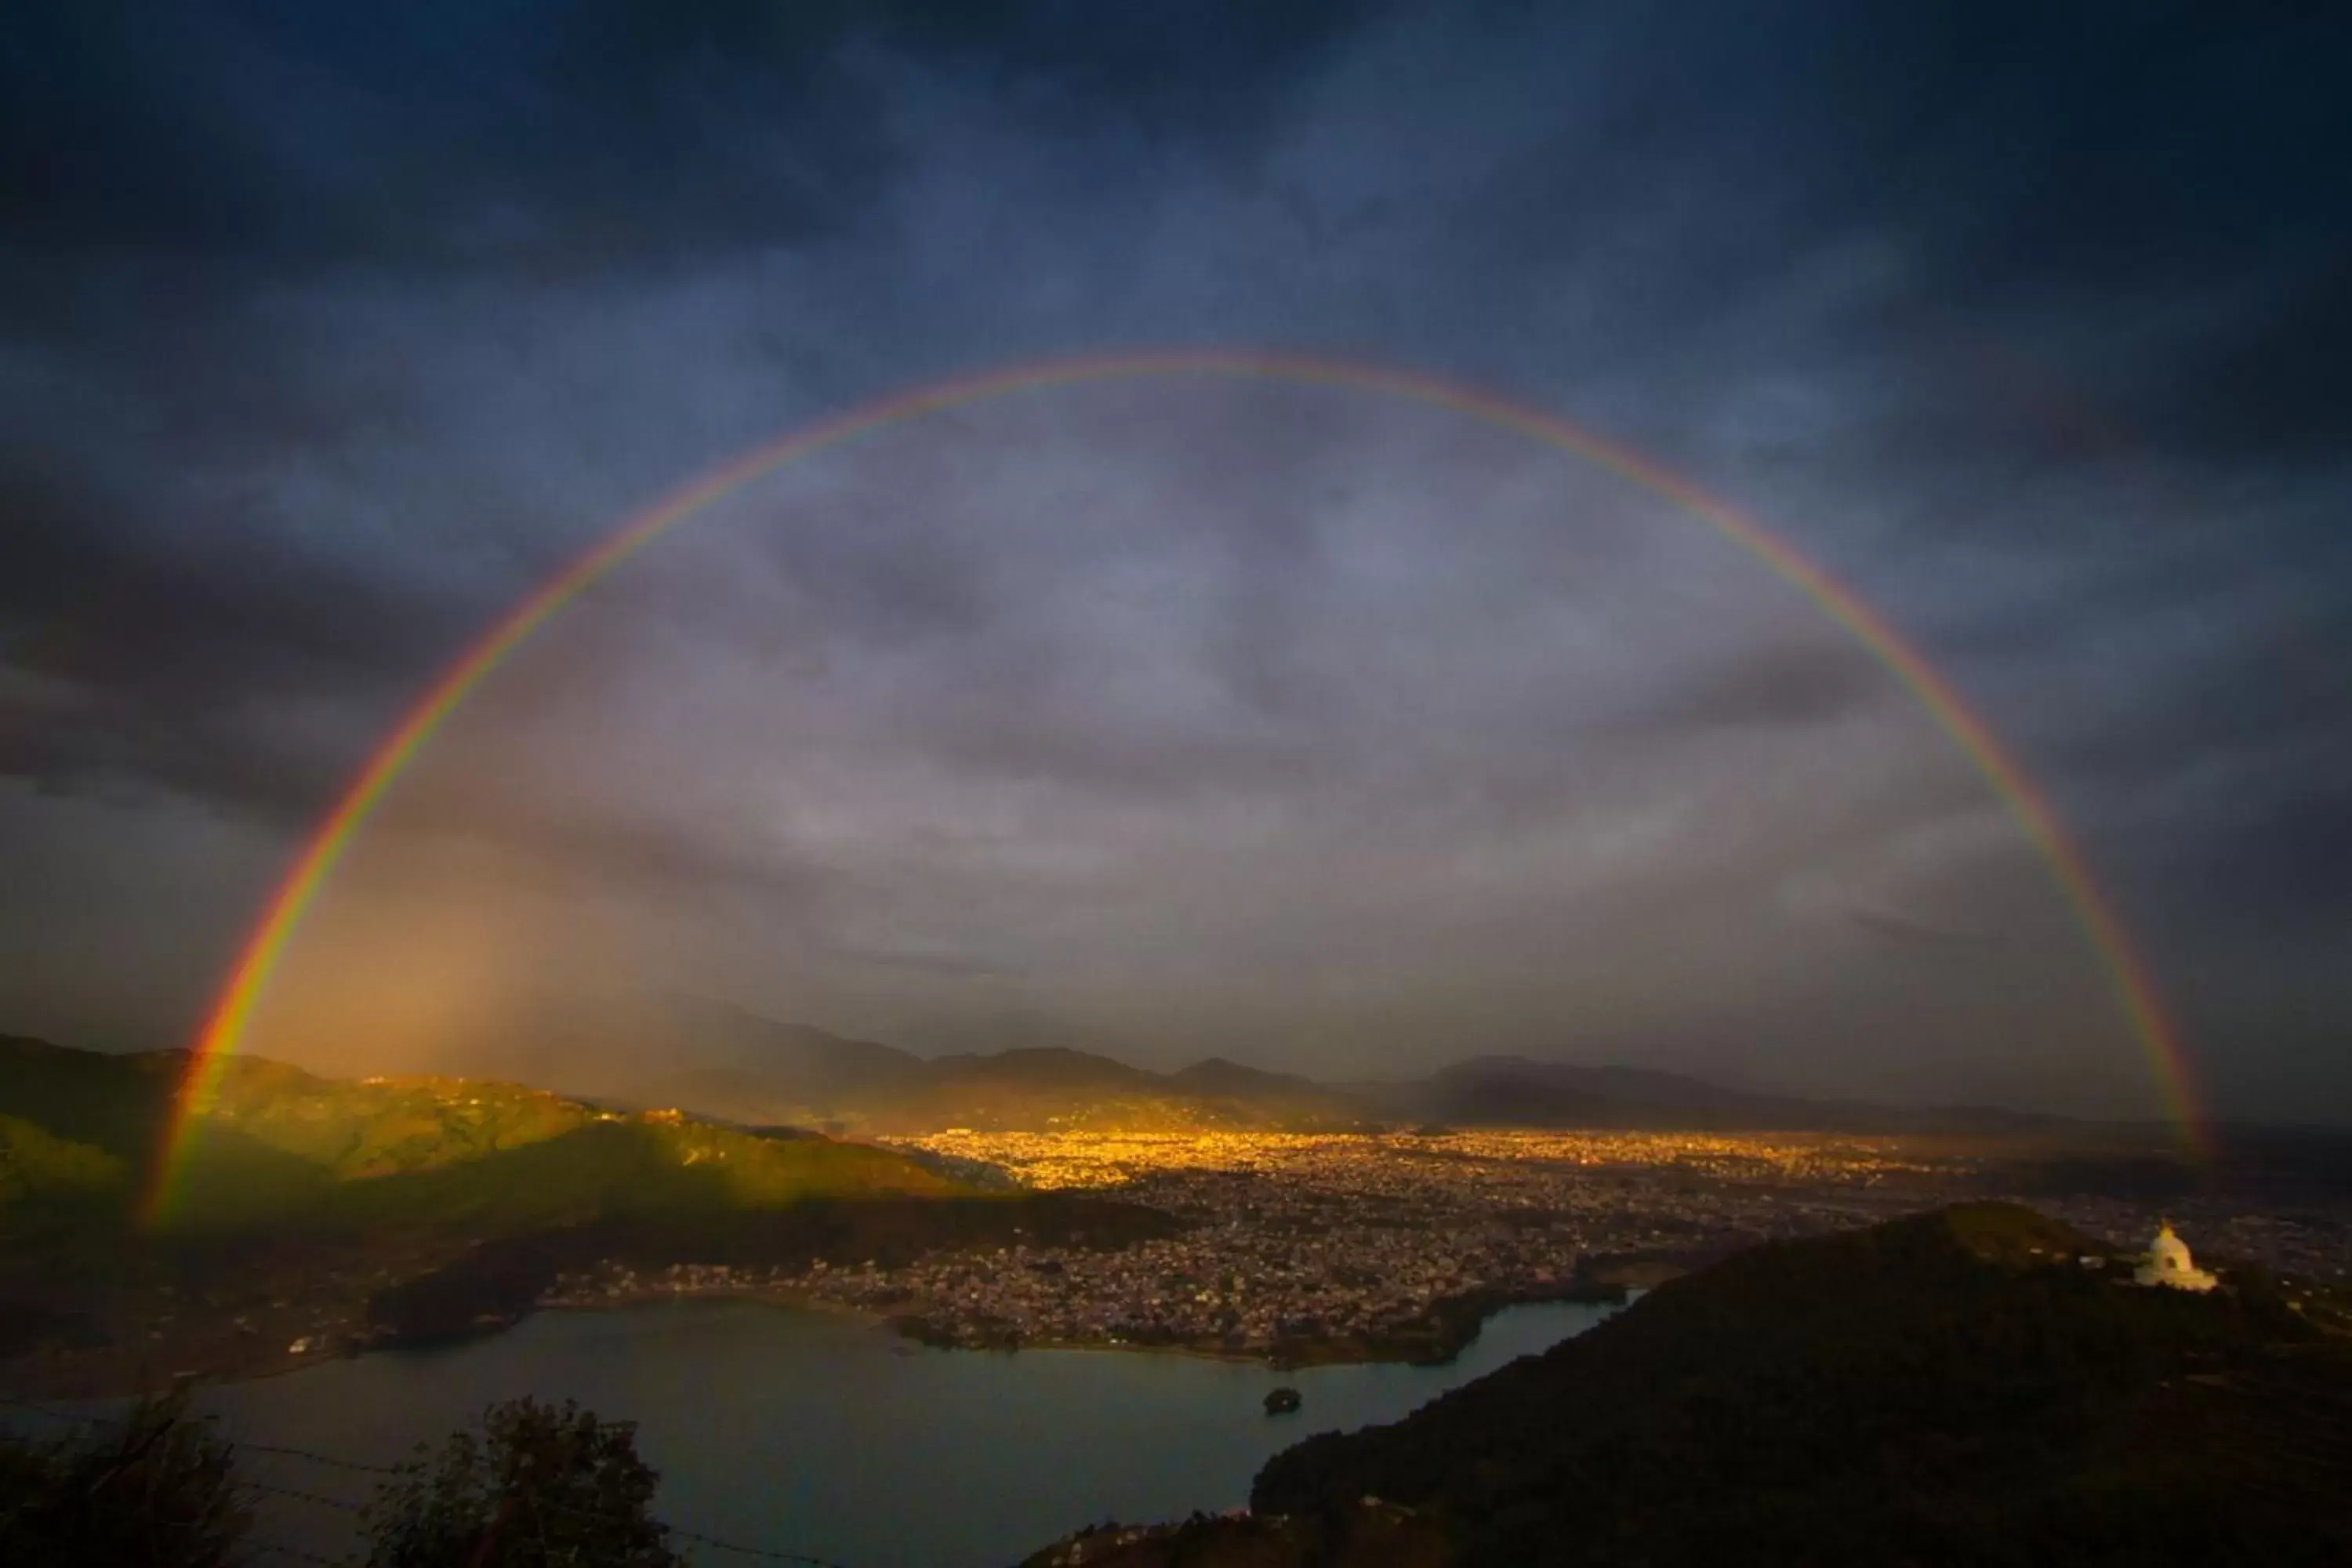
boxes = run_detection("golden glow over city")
[896,1127,1958,1191]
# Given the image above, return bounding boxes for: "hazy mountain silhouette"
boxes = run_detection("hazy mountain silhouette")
[1361,1055,2068,1135]
[596,1006,2083,1138]
[632,1032,1367,1136]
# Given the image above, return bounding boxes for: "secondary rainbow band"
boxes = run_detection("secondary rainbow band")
[145,350,2209,1221]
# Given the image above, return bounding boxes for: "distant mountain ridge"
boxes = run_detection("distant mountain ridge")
[598,1009,2089,1138]
[632,1029,1367,1136]
[4,1013,2118,1162]
[1359,1054,2071,1136]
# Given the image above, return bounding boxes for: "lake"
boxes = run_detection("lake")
[80,1298,1618,1566]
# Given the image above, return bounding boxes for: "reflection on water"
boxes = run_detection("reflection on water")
[185,1298,1615,1566]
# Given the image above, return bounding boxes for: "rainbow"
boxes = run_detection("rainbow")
[143,350,2209,1221]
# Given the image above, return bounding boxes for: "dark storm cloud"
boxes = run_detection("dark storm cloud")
[0,4,886,263]
[1413,1,2352,473]
[0,445,464,817]
[0,0,1365,270]
[0,0,1382,815]
[3,0,2349,1116]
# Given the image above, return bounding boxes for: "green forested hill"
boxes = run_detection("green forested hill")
[314,1115,965,1236]
[0,1035,967,1238]
[0,1114,125,1207]
[0,1037,1148,1392]
[183,1065,594,1179]
[0,1036,188,1172]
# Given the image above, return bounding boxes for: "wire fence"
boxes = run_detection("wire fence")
[0,1394,850,1566]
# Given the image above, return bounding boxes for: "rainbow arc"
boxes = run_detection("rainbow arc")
[143,350,2209,1224]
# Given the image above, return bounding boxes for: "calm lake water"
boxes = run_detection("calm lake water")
[107,1298,1617,1566]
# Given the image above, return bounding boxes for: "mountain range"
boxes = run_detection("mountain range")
[593,1000,2091,1139]
[0,1017,2107,1244]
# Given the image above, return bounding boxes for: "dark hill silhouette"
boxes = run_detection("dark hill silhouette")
[1258,1203,2350,1563]
[1022,1203,2352,1566]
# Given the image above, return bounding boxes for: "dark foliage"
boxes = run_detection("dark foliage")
[0,1393,248,1567]
[361,1396,677,1568]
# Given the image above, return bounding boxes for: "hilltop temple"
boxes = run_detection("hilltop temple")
[2133,1221,2219,1292]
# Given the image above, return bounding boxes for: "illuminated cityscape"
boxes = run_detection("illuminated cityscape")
[541,1129,2352,1359]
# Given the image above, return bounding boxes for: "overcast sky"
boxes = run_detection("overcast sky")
[3,2,2347,1121]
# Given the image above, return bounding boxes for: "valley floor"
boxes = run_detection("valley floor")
[693,1127,2352,1360]
[9,1127,2350,1400]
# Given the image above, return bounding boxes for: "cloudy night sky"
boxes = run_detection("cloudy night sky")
[2,2,2347,1123]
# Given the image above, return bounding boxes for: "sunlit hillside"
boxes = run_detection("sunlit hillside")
[0,1036,971,1238]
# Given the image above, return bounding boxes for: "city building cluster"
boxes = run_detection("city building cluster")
[546,1129,2038,1358]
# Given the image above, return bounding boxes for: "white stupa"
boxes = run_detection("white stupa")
[2133,1221,2218,1292]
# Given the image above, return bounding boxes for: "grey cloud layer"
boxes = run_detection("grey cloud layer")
[2,1,2347,1117]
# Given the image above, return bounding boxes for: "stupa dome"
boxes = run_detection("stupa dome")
[2133,1221,2217,1292]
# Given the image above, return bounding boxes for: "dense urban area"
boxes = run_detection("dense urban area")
[546,1128,2352,1359]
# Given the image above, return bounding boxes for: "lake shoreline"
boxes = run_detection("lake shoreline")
[488,1272,1630,1371]
[133,1296,1623,1568]
[0,1273,1632,1403]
